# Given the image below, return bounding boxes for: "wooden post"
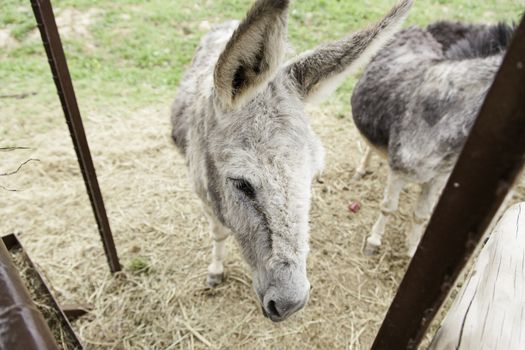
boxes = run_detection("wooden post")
[429,202,525,349]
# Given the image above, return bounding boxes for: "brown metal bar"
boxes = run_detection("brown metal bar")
[2,234,84,348]
[0,238,59,350]
[30,0,121,273]
[62,305,91,322]
[371,15,525,350]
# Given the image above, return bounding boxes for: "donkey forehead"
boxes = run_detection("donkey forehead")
[217,126,311,175]
[229,80,303,123]
[215,84,312,155]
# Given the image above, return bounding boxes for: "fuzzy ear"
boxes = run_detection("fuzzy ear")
[285,0,413,104]
[214,0,289,111]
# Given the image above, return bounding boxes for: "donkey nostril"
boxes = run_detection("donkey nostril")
[264,298,307,321]
[267,300,280,317]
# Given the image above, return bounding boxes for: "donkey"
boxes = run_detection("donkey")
[170,0,412,321]
[351,21,515,257]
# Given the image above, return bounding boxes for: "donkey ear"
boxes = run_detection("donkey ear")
[214,0,289,111]
[285,0,412,104]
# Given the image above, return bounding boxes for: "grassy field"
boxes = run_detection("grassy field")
[2,0,524,349]
[1,0,523,129]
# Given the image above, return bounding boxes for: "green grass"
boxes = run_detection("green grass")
[128,257,152,274]
[1,0,523,125]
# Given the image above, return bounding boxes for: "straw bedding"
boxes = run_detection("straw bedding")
[2,99,525,349]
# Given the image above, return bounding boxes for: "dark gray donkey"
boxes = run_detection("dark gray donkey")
[171,0,412,321]
[351,21,515,257]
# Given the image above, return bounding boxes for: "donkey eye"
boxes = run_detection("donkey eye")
[229,178,256,199]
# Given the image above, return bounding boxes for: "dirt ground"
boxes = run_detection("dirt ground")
[2,92,525,349]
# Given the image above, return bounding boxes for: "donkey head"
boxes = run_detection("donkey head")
[206,0,412,321]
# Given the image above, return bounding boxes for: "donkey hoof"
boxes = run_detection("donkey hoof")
[363,239,380,256]
[206,272,224,288]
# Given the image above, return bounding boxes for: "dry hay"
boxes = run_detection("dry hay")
[2,99,525,349]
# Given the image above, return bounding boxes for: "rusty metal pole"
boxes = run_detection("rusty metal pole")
[371,15,525,350]
[0,240,59,350]
[30,0,121,273]
[2,234,85,348]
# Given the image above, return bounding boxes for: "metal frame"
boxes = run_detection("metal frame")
[371,14,525,349]
[0,236,59,350]
[0,0,122,346]
[30,0,121,273]
[2,234,84,349]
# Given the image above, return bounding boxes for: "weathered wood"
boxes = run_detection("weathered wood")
[430,202,525,349]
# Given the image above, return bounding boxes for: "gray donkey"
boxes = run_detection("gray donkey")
[351,21,515,257]
[170,0,412,321]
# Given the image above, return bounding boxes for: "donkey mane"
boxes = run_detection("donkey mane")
[445,22,515,60]
[426,20,487,52]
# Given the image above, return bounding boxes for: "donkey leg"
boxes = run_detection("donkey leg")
[353,146,372,180]
[204,210,230,287]
[406,178,445,257]
[364,170,406,255]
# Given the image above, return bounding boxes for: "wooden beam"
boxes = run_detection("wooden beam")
[429,203,525,349]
